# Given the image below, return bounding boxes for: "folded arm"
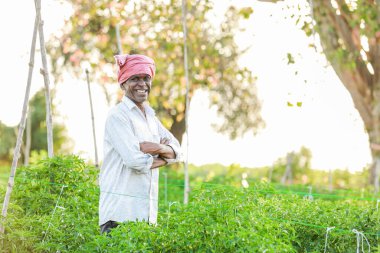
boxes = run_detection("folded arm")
[151,157,168,169]
[139,138,176,160]
[106,113,154,172]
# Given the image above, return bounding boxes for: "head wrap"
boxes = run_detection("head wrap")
[114,54,156,85]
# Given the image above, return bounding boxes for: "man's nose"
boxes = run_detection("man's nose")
[136,78,146,85]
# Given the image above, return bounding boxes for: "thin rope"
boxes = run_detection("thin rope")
[323,226,335,253]
[1,174,379,202]
[42,184,67,242]
[352,229,371,253]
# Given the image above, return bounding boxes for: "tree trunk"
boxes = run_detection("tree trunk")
[281,152,293,185]
[369,90,380,190]
[313,1,379,189]
[170,117,186,144]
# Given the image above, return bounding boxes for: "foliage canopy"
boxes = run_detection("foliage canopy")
[48,0,264,142]
[0,89,71,164]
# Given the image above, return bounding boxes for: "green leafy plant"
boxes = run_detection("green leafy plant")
[1,156,379,252]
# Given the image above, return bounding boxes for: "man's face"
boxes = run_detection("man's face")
[122,74,152,104]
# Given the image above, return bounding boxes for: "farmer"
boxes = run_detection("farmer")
[99,54,182,234]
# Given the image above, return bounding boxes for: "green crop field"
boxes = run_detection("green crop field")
[0,156,379,252]
[0,166,9,187]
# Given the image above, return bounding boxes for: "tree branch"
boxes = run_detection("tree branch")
[327,2,373,90]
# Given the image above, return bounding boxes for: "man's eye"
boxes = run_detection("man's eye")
[131,77,138,82]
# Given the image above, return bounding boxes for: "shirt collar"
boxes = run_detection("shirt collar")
[122,96,155,116]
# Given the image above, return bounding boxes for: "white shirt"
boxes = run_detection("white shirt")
[99,96,181,226]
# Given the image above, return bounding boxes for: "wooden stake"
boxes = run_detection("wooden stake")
[35,0,54,158]
[328,168,333,192]
[85,69,99,168]
[0,15,39,234]
[115,24,122,55]
[24,108,32,166]
[268,165,273,183]
[281,152,293,185]
[375,158,380,194]
[182,0,190,204]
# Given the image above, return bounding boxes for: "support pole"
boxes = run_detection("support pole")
[0,15,39,234]
[24,108,32,166]
[328,168,333,193]
[85,69,99,168]
[281,152,293,185]
[115,24,122,55]
[35,0,54,158]
[181,0,190,204]
[375,158,380,194]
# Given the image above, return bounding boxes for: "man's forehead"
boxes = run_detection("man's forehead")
[129,74,151,78]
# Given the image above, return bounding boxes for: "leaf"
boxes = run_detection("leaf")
[238,7,253,19]
[286,53,295,64]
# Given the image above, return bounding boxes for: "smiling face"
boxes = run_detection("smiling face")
[122,74,152,105]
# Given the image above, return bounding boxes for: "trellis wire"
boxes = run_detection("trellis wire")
[1,182,378,251]
[1,180,379,238]
[0,173,379,202]
[42,184,67,242]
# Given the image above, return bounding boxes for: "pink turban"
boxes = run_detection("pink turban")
[114,54,156,85]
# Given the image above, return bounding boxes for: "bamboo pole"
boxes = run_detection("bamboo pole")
[115,24,122,55]
[375,158,380,194]
[328,168,333,192]
[281,152,293,185]
[35,0,54,158]
[24,108,32,166]
[85,69,99,168]
[0,16,39,234]
[181,0,190,204]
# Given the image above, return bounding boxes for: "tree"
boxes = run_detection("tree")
[26,89,72,156]
[273,146,312,185]
[47,0,264,143]
[302,1,379,187]
[0,89,72,164]
[0,122,17,163]
[263,0,379,187]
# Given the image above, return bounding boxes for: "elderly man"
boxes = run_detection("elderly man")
[99,54,182,234]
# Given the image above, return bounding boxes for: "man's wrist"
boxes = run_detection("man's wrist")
[151,157,168,169]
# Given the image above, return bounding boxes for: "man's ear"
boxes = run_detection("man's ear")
[147,83,151,94]
[120,82,125,90]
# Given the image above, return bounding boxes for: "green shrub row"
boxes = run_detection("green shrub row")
[0,156,379,252]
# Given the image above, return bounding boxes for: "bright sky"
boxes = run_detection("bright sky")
[0,0,372,171]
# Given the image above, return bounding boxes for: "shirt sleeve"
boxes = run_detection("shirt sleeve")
[105,112,153,173]
[155,117,183,164]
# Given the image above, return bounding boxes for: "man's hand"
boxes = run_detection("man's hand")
[151,157,167,169]
[139,141,162,156]
[160,137,170,145]
[140,138,176,159]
